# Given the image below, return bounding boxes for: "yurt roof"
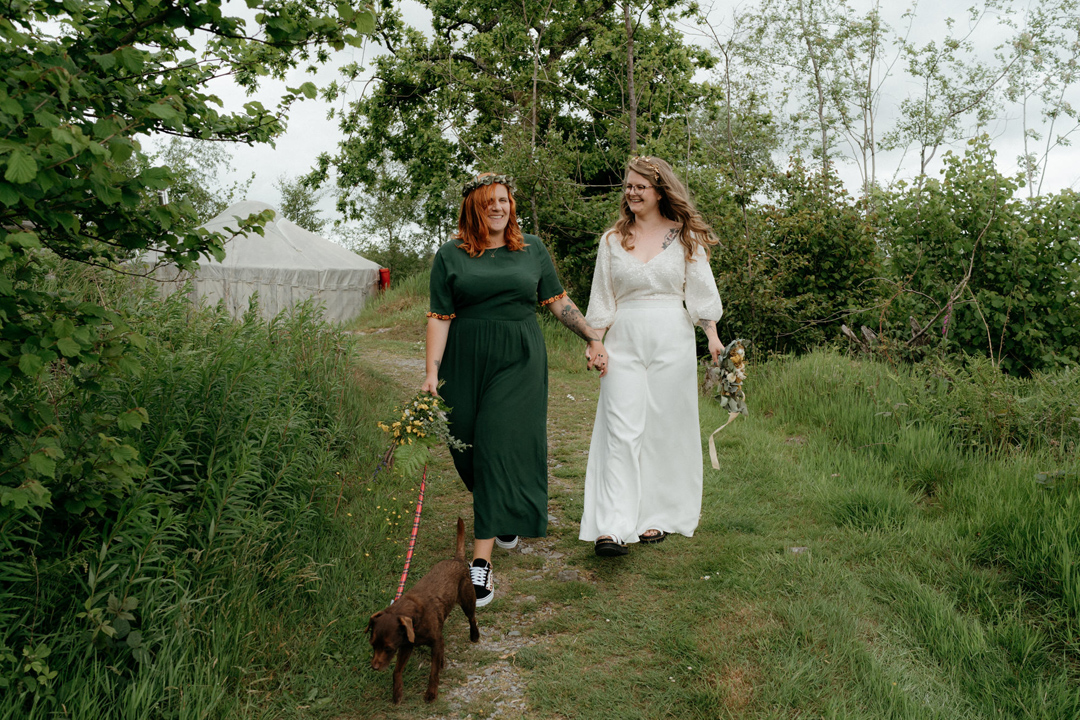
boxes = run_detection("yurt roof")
[192,200,379,271]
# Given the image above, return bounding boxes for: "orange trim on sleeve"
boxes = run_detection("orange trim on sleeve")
[539,291,567,307]
[426,312,456,320]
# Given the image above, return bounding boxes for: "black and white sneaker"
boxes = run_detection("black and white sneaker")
[495,534,519,550]
[470,559,494,607]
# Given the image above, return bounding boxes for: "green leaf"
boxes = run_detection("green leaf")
[337,1,356,21]
[111,617,130,639]
[91,53,117,70]
[0,480,51,509]
[117,408,148,432]
[147,103,180,122]
[27,452,56,478]
[52,319,75,339]
[4,151,37,184]
[0,181,18,206]
[7,231,39,248]
[0,99,22,118]
[56,337,81,357]
[298,82,318,99]
[110,444,139,462]
[355,9,376,35]
[18,353,43,377]
[126,630,143,649]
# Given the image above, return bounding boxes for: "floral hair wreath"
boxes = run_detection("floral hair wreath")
[462,173,517,197]
[631,155,662,181]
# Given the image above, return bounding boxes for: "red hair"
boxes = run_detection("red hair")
[455,178,525,257]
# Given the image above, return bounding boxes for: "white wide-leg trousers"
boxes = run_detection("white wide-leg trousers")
[579,301,703,543]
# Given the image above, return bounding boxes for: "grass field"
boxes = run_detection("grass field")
[7,270,1076,718]
[337,279,1079,719]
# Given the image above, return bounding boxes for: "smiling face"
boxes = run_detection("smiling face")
[624,169,658,218]
[483,184,512,237]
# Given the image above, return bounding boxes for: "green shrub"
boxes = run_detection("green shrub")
[905,356,1080,456]
[880,136,1080,375]
[1,264,382,717]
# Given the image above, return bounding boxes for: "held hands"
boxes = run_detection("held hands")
[586,340,609,377]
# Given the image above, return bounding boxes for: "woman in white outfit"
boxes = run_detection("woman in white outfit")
[580,156,724,557]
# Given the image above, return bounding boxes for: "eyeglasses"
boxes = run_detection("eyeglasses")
[624,184,654,194]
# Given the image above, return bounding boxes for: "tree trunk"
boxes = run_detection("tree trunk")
[624,1,637,153]
[797,0,828,184]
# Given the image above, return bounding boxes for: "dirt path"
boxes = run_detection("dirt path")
[355,339,592,720]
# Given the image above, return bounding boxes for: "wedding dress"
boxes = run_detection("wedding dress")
[579,230,723,543]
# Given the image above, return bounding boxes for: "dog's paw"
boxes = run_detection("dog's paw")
[470,627,480,642]
[424,688,439,703]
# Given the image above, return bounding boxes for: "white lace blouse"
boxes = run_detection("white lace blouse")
[585,229,724,329]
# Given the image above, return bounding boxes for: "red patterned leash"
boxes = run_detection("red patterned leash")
[392,464,428,603]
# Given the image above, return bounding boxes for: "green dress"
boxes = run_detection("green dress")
[429,235,565,539]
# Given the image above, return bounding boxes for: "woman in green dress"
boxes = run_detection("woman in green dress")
[422,173,607,606]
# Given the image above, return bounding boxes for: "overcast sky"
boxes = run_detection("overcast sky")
[182,0,1080,237]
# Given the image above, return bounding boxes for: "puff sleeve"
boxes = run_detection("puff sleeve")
[427,248,456,319]
[585,231,617,329]
[684,244,723,326]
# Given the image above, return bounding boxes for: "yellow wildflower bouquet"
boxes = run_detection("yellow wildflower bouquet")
[378,392,468,477]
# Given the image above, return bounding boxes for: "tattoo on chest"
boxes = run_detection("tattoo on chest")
[661,227,679,250]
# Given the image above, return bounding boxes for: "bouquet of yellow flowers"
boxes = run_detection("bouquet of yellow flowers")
[378,392,468,477]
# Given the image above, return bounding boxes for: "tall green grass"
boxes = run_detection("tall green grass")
[757,351,1080,664]
[1,264,400,718]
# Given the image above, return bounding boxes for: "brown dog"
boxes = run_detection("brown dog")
[367,517,480,704]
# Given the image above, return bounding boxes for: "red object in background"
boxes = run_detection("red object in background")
[379,267,391,290]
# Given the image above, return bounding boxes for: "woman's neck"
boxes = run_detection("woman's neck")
[486,230,506,248]
[632,208,668,231]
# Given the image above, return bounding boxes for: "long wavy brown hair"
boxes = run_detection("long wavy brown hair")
[611,156,717,261]
[455,174,525,257]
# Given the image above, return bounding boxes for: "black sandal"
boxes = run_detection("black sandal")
[638,529,667,544]
[594,535,629,557]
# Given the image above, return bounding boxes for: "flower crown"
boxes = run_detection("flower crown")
[631,155,662,181]
[462,174,517,197]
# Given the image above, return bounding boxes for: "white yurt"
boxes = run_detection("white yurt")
[145,201,382,323]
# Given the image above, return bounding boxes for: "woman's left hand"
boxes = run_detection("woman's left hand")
[708,335,725,364]
[586,340,609,377]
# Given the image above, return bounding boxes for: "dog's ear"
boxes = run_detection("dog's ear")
[399,616,416,643]
[367,611,383,637]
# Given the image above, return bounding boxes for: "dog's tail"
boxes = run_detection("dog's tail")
[455,517,466,561]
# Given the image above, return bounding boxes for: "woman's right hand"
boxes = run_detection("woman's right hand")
[421,373,440,397]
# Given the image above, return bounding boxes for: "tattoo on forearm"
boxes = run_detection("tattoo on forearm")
[662,227,679,250]
[434,360,441,370]
[699,319,716,333]
[559,301,601,342]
